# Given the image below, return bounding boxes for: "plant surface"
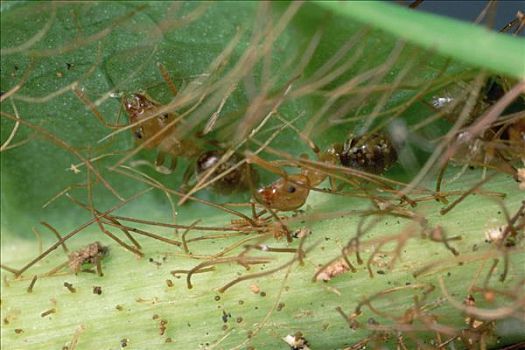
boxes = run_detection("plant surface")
[1,2,524,349]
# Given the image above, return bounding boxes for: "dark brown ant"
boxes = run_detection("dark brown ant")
[329,133,398,175]
[123,93,258,194]
[433,76,525,188]
[194,150,257,194]
[250,132,398,211]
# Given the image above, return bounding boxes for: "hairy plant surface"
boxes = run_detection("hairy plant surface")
[1,2,524,349]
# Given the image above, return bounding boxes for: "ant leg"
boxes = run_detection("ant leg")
[43,261,69,277]
[157,63,178,97]
[408,0,424,9]
[435,161,449,204]
[40,222,69,253]
[155,151,166,168]
[245,151,289,178]
[250,201,259,220]
[154,151,176,174]
[72,86,126,129]
[95,255,104,277]
[329,176,337,192]
[262,204,292,242]
[180,162,195,192]
[499,11,525,34]
[169,156,178,172]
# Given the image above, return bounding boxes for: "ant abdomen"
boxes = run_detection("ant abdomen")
[196,150,258,194]
[336,133,398,174]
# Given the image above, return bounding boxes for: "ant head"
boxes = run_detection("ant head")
[255,174,310,211]
[122,93,175,147]
[122,93,158,121]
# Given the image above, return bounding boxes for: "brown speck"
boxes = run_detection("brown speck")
[69,242,108,276]
[238,300,244,305]
[120,338,128,347]
[14,329,23,334]
[222,324,228,331]
[159,319,168,336]
[152,314,159,320]
[165,337,172,343]
[376,270,385,275]
[27,275,38,293]
[277,302,285,311]
[115,305,123,311]
[93,286,102,295]
[221,310,231,323]
[368,317,379,325]
[260,291,266,297]
[166,279,174,288]
[484,290,496,303]
[236,317,243,323]
[149,258,162,267]
[41,308,56,317]
[316,258,352,281]
[64,282,76,293]
[214,295,220,301]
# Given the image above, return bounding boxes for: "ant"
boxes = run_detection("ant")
[123,92,258,194]
[250,132,398,211]
[123,92,201,173]
[432,75,525,190]
[329,132,398,175]
[194,149,258,194]
[76,62,258,195]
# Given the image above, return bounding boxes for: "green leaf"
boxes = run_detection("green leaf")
[2,2,524,349]
[315,1,525,79]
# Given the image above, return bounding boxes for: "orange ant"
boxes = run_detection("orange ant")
[249,132,398,211]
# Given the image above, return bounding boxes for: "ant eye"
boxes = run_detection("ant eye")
[134,127,144,139]
[287,185,296,193]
